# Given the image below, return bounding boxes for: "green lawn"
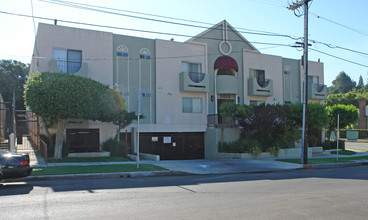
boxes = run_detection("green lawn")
[31,164,166,176]
[46,157,132,163]
[277,156,368,164]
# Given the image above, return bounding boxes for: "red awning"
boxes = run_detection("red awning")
[214,55,238,72]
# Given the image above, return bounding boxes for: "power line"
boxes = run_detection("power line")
[310,39,368,57]
[0,10,294,46]
[310,12,368,37]
[40,0,301,40]
[2,9,367,69]
[310,48,368,68]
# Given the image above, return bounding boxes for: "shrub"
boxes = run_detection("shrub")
[218,139,251,153]
[251,146,262,158]
[322,140,345,150]
[267,146,280,157]
[101,138,126,157]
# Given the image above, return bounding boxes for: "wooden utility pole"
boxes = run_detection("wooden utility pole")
[288,0,311,165]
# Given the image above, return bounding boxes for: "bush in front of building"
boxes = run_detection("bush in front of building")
[321,140,345,150]
[101,138,127,157]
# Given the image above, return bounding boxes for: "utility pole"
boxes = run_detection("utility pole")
[288,0,311,165]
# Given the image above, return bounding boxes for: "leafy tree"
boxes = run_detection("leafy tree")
[329,71,356,94]
[221,103,298,150]
[0,59,29,110]
[24,72,125,158]
[326,92,359,108]
[112,110,137,141]
[357,75,364,90]
[326,104,359,141]
[289,103,329,146]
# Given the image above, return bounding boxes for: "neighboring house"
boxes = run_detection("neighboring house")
[29,21,328,159]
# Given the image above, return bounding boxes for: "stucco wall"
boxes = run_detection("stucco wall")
[30,23,113,87]
[243,50,283,104]
[282,58,301,103]
[154,39,207,132]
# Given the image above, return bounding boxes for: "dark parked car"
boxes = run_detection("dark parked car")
[0,150,32,181]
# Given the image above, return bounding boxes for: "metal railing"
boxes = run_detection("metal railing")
[55,60,82,73]
[257,79,271,88]
[313,83,325,92]
[188,72,205,83]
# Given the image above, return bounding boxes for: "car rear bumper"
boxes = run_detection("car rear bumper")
[1,166,33,179]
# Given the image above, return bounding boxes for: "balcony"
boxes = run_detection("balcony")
[308,83,328,100]
[179,72,209,92]
[248,77,273,96]
[49,60,88,77]
[216,75,238,94]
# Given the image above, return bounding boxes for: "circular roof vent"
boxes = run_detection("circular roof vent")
[214,55,238,72]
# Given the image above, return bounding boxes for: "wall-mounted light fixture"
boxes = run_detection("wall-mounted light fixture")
[237,96,240,103]
[211,95,214,102]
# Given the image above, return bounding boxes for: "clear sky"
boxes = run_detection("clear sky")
[1,0,367,86]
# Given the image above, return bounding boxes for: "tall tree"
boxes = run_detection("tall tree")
[357,75,364,90]
[329,71,356,94]
[24,72,125,158]
[0,59,29,110]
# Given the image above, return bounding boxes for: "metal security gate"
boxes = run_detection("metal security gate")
[15,110,40,151]
[139,132,204,160]
[0,101,12,151]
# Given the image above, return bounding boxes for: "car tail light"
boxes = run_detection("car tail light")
[20,160,29,166]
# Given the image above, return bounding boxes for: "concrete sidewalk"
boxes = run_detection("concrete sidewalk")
[21,141,368,181]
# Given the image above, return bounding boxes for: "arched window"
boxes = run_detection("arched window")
[214,55,238,76]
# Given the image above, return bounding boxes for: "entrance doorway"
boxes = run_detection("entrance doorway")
[217,94,236,125]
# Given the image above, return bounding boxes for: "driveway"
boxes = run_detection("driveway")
[147,159,301,175]
[345,141,368,151]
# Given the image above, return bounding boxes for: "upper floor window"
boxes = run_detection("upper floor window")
[182,97,203,113]
[53,49,82,73]
[182,62,204,83]
[250,69,269,88]
[308,76,319,84]
[217,68,236,76]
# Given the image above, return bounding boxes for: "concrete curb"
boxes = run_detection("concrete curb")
[299,161,368,169]
[22,170,188,182]
[4,161,367,183]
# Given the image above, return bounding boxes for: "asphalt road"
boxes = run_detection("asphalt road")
[1,165,368,220]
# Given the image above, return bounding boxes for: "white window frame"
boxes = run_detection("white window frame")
[182,97,203,113]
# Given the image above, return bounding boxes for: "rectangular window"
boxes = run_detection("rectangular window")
[53,48,82,73]
[182,62,204,83]
[181,62,201,73]
[182,97,203,113]
[250,69,268,87]
[308,76,319,84]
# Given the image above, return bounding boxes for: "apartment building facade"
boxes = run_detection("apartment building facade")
[30,21,327,159]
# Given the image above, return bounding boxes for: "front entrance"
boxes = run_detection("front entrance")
[217,94,236,125]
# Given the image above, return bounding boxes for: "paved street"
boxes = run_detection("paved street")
[1,165,368,220]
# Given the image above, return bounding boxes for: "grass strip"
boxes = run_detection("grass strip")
[31,164,166,176]
[46,157,132,163]
[277,156,368,164]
